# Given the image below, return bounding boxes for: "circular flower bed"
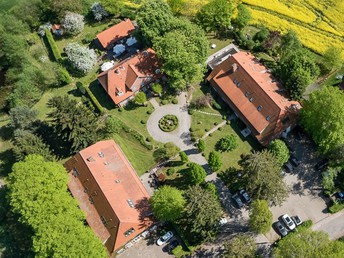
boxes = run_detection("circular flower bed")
[159,115,178,132]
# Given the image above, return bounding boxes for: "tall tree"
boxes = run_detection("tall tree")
[234,4,251,29]
[208,151,222,171]
[7,155,107,257]
[101,0,124,16]
[133,92,147,105]
[150,186,185,222]
[322,46,343,72]
[167,0,185,14]
[249,200,272,234]
[181,185,223,244]
[61,12,84,35]
[240,150,288,205]
[279,30,302,57]
[216,134,238,152]
[223,233,256,258]
[153,142,180,162]
[300,86,344,154]
[186,162,207,185]
[9,106,38,130]
[268,139,290,166]
[65,43,97,74]
[274,229,344,258]
[47,96,99,153]
[196,0,233,33]
[136,0,175,45]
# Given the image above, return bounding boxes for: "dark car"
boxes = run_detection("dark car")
[337,192,344,201]
[166,240,179,253]
[315,159,329,171]
[274,221,288,237]
[232,193,244,208]
[290,155,301,167]
[239,189,251,204]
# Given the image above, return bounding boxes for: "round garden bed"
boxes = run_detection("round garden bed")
[158,115,179,132]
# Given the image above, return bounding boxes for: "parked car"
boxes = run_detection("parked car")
[315,159,329,171]
[290,155,301,167]
[274,221,288,237]
[291,215,303,226]
[166,240,179,253]
[232,193,244,208]
[282,214,296,230]
[283,162,294,173]
[157,231,174,246]
[239,189,251,204]
[337,192,344,201]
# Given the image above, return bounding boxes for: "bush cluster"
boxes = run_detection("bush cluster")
[159,115,178,132]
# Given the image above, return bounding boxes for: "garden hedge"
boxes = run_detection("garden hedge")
[84,84,105,115]
[44,29,62,62]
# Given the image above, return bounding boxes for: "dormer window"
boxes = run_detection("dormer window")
[237,82,241,87]
[249,97,254,102]
[245,92,250,97]
[257,106,262,111]
[233,78,238,84]
[266,116,271,121]
[117,91,123,96]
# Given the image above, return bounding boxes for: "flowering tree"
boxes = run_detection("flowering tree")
[37,23,52,36]
[62,12,84,35]
[91,2,108,21]
[65,43,97,74]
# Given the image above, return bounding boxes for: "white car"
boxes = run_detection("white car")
[282,214,296,230]
[157,231,173,246]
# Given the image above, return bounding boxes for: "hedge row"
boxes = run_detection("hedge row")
[83,83,105,115]
[44,29,62,62]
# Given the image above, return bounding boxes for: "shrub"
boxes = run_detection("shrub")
[214,122,218,126]
[140,120,146,124]
[57,66,72,85]
[167,168,176,176]
[147,110,153,114]
[202,153,205,157]
[159,115,178,132]
[222,115,227,120]
[82,33,94,44]
[216,134,238,152]
[299,220,313,229]
[209,133,213,137]
[118,107,124,112]
[84,85,104,114]
[146,136,153,142]
[197,139,205,152]
[91,2,108,21]
[226,120,231,125]
[188,109,195,115]
[76,81,86,95]
[161,99,169,105]
[172,98,178,104]
[190,94,213,109]
[151,83,163,95]
[218,127,222,131]
[44,29,62,62]
[212,100,222,110]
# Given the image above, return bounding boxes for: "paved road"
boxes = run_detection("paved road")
[312,209,344,240]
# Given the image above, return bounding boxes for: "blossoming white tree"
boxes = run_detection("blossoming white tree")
[62,12,84,35]
[65,43,97,74]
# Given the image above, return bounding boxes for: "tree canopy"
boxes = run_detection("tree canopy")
[7,155,107,257]
[196,0,233,33]
[268,139,290,166]
[9,106,38,130]
[223,233,256,258]
[249,200,272,234]
[300,86,344,154]
[65,43,97,74]
[133,92,147,105]
[240,150,288,206]
[216,134,238,152]
[322,46,343,72]
[181,185,223,244]
[151,186,186,222]
[186,162,207,185]
[208,151,222,171]
[234,4,251,29]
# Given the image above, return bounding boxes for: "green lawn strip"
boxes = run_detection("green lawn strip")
[207,33,233,56]
[321,67,344,87]
[191,111,223,133]
[203,123,253,170]
[113,133,155,176]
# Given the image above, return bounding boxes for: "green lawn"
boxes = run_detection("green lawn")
[321,68,344,88]
[113,132,155,176]
[207,33,232,56]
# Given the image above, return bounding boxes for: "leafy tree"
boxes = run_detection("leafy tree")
[136,0,175,45]
[208,151,222,171]
[167,0,185,14]
[153,142,180,162]
[61,12,84,35]
[101,0,124,15]
[223,233,256,258]
[7,155,107,257]
[196,0,233,33]
[322,46,343,72]
[268,139,290,166]
[42,0,84,20]
[322,167,340,196]
[234,4,251,29]
[91,2,108,21]
[204,182,218,198]
[9,106,38,130]
[262,30,281,53]
[47,96,99,153]
[197,139,206,152]
[249,200,272,234]
[65,43,97,74]
[330,144,344,168]
[134,92,147,105]
[186,162,206,185]
[179,151,188,163]
[12,130,54,161]
[273,229,344,258]
[216,134,238,152]
[151,186,185,222]
[240,150,288,205]
[104,116,123,136]
[276,48,319,100]
[300,86,344,154]
[253,26,270,43]
[279,30,302,57]
[181,185,223,244]
[190,94,213,109]
[154,28,206,90]
[151,83,163,95]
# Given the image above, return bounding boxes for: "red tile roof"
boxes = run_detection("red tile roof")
[207,51,300,145]
[65,140,153,252]
[97,48,160,106]
[96,19,135,49]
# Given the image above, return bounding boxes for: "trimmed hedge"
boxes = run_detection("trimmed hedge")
[159,115,178,132]
[58,65,72,85]
[83,83,105,114]
[44,29,62,62]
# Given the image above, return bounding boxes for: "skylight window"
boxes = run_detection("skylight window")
[257,106,262,111]
[266,116,271,121]
[249,97,254,102]
[127,199,135,208]
[245,92,250,97]
[237,82,241,87]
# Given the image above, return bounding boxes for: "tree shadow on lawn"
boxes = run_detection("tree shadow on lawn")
[89,80,116,110]
[164,168,192,190]
[0,149,15,177]
[0,125,13,142]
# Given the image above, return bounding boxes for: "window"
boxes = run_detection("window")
[127,199,134,208]
[245,92,250,97]
[89,196,94,204]
[124,228,135,237]
[233,78,238,84]
[72,168,79,177]
[249,97,254,102]
[101,216,106,224]
[98,152,104,158]
[257,106,262,111]
[237,82,241,87]
[84,187,89,193]
[266,116,271,121]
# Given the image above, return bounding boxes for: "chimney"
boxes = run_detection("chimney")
[232,63,238,73]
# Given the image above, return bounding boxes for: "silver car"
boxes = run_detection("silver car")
[282,214,296,230]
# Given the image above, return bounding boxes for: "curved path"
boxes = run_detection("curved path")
[147,94,207,167]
